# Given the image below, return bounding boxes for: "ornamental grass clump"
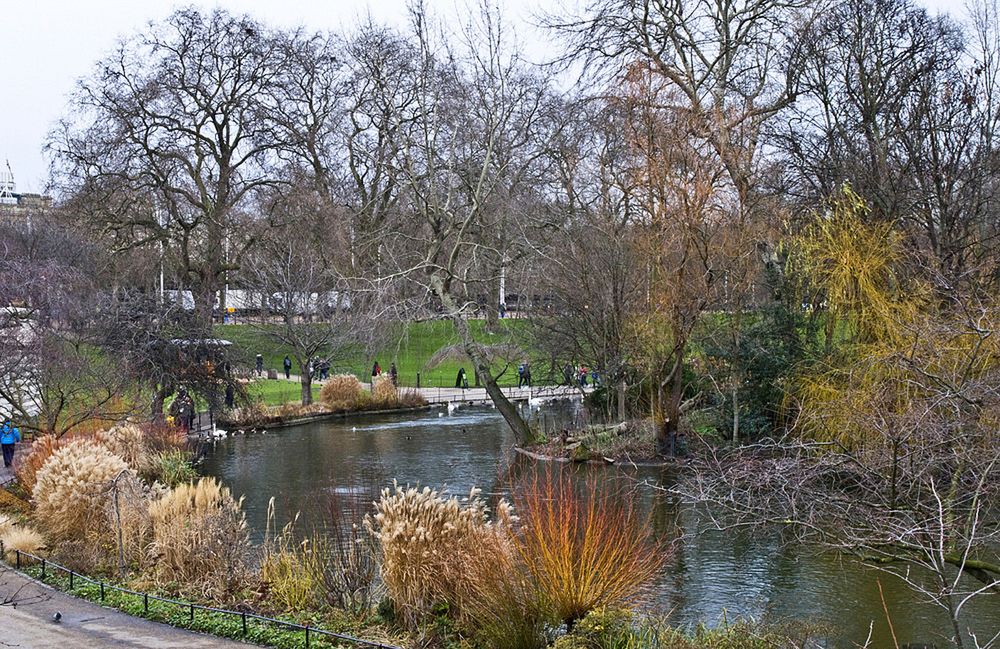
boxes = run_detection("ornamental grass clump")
[371,378,400,407]
[15,434,64,493]
[320,374,367,409]
[32,439,130,543]
[514,469,667,629]
[31,439,150,572]
[148,477,250,599]
[0,514,45,560]
[367,481,513,629]
[97,422,153,475]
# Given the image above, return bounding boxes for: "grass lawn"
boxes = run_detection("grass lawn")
[217,319,532,401]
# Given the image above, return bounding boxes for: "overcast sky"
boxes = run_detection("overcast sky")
[0,0,967,194]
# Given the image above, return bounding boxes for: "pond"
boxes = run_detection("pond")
[199,402,1000,647]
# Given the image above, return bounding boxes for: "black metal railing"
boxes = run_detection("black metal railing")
[3,547,401,649]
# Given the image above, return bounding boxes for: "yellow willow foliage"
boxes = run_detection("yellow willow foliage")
[793,184,924,345]
[792,309,1000,450]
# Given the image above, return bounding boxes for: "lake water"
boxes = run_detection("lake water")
[199,403,1000,647]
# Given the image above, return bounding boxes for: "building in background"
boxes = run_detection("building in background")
[0,161,52,221]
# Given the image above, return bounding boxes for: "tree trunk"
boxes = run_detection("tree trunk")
[618,378,627,423]
[430,275,532,442]
[300,364,313,405]
[657,348,685,456]
[191,276,218,334]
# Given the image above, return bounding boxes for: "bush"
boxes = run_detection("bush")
[514,469,666,628]
[0,514,46,560]
[451,522,551,649]
[148,477,251,599]
[261,543,317,612]
[554,610,819,649]
[320,374,366,409]
[147,450,198,488]
[313,484,381,615]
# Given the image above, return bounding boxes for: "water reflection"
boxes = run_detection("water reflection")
[200,403,999,647]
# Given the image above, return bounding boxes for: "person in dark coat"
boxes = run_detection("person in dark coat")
[283,355,292,379]
[456,367,468,389]
[225,383,235,408]
[390,362,398,386]
[255,354,264,376]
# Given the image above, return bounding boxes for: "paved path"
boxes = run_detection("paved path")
[0,567,253,648]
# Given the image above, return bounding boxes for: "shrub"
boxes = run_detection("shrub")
[313,484,382,615]
[261,501,317,612]
[15,434,64,493]
[514,469,666,628]
[367,482,513,630]
[148,477,250,599]
[147,449,198,487]
[397,389,427,408]
[554,611,818,649]
[320,374,365,409]
[261,542,317,612]
[451,522,551,649]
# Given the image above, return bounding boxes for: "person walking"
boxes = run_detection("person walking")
[255,353,264,376]
[563,364,573,386]
[517,362,527,388]
[283,355,292,380]
[456,367,468,389]
[320,359,330,381]
[390,362,398,386]
[1,418,20,468]
[372,361,381,379]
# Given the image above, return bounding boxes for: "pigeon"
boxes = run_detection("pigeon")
[52,611,62,623]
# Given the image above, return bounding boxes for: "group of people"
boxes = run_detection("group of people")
[563,364,599,388]
[1,417,22,468]
[167,389,197,432]
[372,361,399,386]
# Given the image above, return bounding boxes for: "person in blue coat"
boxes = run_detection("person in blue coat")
[1,418,21,468]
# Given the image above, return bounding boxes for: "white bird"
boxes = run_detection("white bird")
[352,426,357,432]
[438,412,444,417]
[447,401,458,414]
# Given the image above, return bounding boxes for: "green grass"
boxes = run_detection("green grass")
[217,319,531,396]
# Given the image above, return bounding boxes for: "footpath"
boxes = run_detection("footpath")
[0,567,251,648]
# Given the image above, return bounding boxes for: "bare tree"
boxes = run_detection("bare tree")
[242,189,376,405]
[49,8,292,329]
[385,1,562,441]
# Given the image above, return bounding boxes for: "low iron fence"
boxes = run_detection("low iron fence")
[3,547,401,649]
